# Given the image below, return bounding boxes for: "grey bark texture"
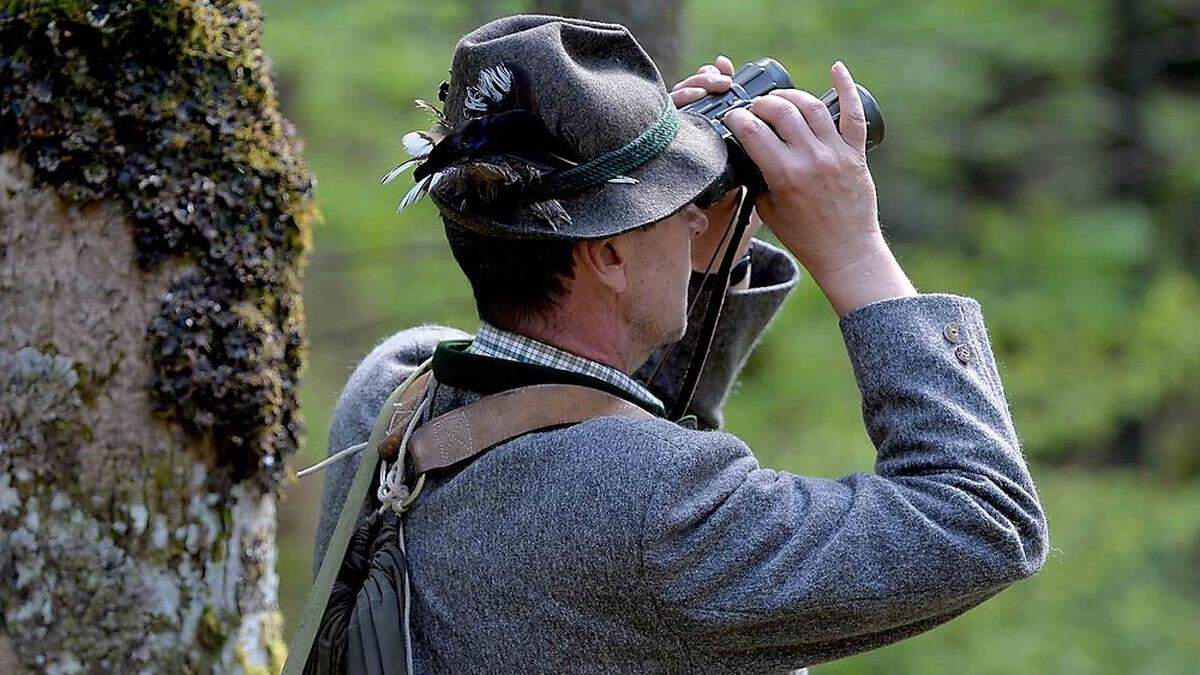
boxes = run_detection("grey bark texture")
[0,2,314,672]
[0,154,285,673]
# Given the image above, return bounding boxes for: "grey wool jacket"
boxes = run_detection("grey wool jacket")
[313,240,1048,673]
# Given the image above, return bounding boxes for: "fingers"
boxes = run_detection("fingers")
[671,71,732,93]
[673,54,735,100]
[831,61,867,152]
[670,63,733,108]
[670,87,708,107]
[747,94,820,150]
[723,107,786,179]
[769,89,839,146]
[698,54,734,76]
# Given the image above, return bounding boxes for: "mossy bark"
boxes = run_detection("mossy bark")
[0,2,313,672]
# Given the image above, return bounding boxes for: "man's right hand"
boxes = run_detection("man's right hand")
[723,61,916,317]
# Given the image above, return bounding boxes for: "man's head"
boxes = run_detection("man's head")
[444,202,708,370]
[413,14,727,370]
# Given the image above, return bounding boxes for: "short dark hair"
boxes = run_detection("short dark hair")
[442,216,577,328]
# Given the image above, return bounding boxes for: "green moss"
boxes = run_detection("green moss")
[236,646,272,675]
[262,611,289,675]
[198,605,227,652]
[211,533,227,563]
[232,612,287,674]
[0,0,317,488]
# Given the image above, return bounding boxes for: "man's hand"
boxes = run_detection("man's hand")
[670,56,762,277]
[723,61,915,316]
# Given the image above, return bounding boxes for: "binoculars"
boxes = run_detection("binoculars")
[683,57,885,203]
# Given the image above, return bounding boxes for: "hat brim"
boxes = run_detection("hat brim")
[429,110,729,240]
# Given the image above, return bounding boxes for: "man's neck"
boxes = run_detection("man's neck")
[496,313,643,375]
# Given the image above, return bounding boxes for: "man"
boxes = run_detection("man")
[314,14,1048,673]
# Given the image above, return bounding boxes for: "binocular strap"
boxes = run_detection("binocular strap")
[664,186,759,420]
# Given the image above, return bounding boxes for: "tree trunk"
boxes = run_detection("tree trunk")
[533,0,687,80]
[0,3,314,672]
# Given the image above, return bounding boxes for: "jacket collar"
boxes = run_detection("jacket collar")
[431,339,668,418]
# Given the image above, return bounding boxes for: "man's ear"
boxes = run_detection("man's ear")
[574,237,628,293]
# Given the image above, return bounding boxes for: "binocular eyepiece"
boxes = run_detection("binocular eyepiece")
[683,58,885,203]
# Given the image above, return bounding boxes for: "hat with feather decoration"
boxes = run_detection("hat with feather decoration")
[382,14,728,240]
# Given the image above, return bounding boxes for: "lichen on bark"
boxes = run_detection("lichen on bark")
[0,151,288,673]
[1,1,315,671]
[0,0,316,487]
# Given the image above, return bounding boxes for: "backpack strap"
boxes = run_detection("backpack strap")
[378,383,655,472]
[285,365,432,675]
[286,374,655,673]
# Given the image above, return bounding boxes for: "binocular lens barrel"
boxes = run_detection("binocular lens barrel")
[682,57,885,198]
[682,57,884,152]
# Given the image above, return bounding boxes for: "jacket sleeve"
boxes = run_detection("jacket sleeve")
[312,324,470,576]
[639,294,1048,671]
[634,238,800,429]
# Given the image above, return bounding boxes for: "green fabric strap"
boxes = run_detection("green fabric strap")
[532,101,680,198]
[283,364,429,674]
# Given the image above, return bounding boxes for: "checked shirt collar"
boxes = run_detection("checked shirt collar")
[465,321,665,413]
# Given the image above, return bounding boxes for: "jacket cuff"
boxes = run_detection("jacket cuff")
[727,238,801,298]
[839,292,1007,410]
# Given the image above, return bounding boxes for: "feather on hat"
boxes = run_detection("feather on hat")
[382,14,728,240]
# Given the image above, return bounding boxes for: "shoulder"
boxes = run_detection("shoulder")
[342,324,469,400]
[331,324,470,447]
[562,415,758,484]
[545,416,770,546]
[314,324,471,566]
[345,324,470,391]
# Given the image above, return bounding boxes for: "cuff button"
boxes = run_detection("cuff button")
[943,322,962,344]
[954,343,973,364]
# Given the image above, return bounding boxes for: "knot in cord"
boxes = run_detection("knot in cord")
[377,394,430,515]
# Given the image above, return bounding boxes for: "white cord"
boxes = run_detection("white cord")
[378,394,430,511]
[296,358,433,481]
[376,390,430,673]
[399,520,416,673]
[295,441,368,478]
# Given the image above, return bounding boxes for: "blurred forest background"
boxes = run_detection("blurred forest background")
[260,0,1199,672]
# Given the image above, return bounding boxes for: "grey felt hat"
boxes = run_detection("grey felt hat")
[400,14,728,241]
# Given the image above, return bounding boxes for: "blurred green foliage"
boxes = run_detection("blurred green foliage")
[259,0,1199,671]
